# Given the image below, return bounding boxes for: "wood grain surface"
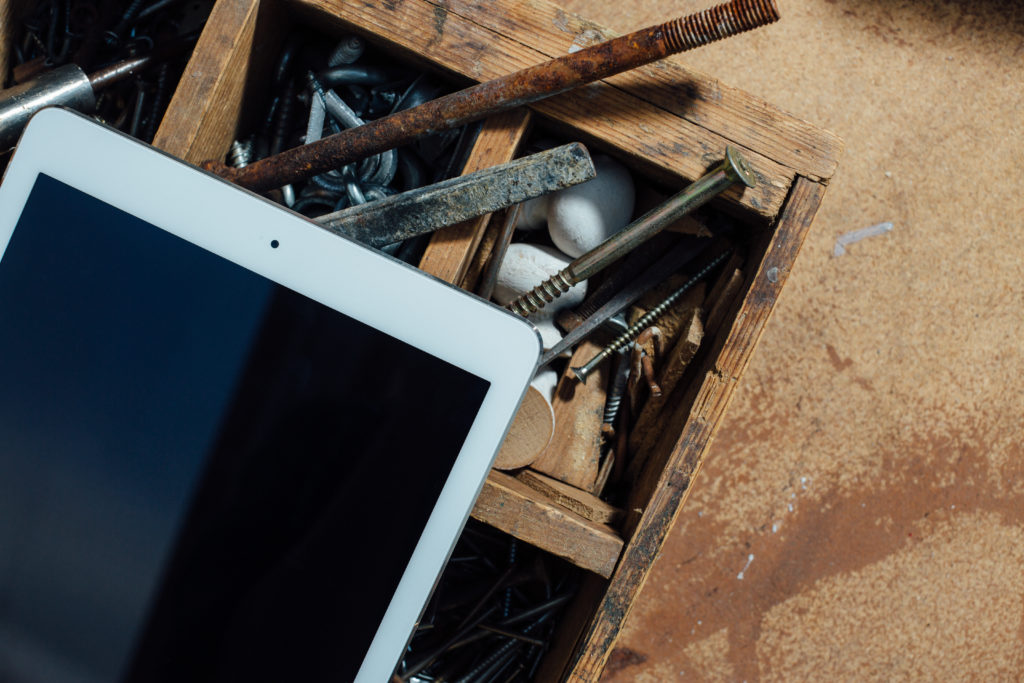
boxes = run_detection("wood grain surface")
[153,0,265,162]
[472,471,623,579]
[417,108,532,284]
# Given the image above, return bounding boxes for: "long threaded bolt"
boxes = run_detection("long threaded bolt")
[507,146,754,317]
[570,249,732,384]
[210,0,779,192]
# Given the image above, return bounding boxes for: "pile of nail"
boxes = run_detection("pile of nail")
[394,520,576,682]
[7,0,212,142]
[228,32,478,262]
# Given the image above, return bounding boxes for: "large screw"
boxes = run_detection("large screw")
[506,146,754,317]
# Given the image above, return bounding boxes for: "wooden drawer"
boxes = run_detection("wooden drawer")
[8,0,841,678]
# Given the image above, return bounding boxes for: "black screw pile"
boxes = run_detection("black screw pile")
[7,0,213,142]
[228,32,480,262]
[393,519,577,682]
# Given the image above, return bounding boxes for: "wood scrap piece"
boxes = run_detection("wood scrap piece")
[517,470,623,525]
[703,252,746,339]
[0,1,15,87]
[594,451,614,497]
[461,211,502,293]
[627,281,705,348]
[531,339,607,492]
[492,386,555,470]
[153,0,264,162]
[629,307,704,460]
[626,260,744,482]
[471,471,623,578]
[418,108,532,285]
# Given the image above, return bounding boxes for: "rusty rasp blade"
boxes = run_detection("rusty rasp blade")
[313,142,594,248]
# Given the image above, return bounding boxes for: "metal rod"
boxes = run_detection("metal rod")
[0,56,153,150]
[87,55,151,90]
[312,142,594,248]
[508,146,755,317]
[209,0,779,193]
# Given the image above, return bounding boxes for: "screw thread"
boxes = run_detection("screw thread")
[661,0,780,52]
[604,389,624,424]
[572,250,731,383]
[228,140,252,168]
[507,270,575,317]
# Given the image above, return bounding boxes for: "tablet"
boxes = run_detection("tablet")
[0,108,541,682]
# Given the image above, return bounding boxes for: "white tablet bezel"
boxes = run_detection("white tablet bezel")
[0,107,542,681]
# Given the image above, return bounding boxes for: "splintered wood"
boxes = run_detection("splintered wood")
[419,109,533,285]
[628,256,744,479]
[629,306,704,458]
[492,385,554,470]
[517,470,623,525]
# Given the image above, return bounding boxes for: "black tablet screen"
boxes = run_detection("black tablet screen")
[0,173,490,682]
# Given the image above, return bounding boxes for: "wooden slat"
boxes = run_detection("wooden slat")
[0,0,16,88]
[291,0,796,220]
[565,177,827,681]
[535,573,608,682]
[532,338,606,491]
[153,0,262,163]
[470,471,623,578]
[517,470,623,525]
[417,108,532,284]
[418,0,842,181]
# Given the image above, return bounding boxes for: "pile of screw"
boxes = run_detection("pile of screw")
[7,0,212,142]
[228,33,477,261]
[393,520,576,682]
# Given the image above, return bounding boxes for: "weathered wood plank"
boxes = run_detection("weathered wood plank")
[565,177,827,680]
[532,339,607,492]
[291,0,796,220]
[417,108,532,284]
[420,0,842,181]
[517,469,623,525]
[153,0,262,163]
[470,471,623,578]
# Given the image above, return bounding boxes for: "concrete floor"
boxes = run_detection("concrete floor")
[559,0,1024,678]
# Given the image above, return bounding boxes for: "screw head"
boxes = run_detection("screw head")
[725,145,756,188]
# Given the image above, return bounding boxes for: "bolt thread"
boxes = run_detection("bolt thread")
[573,250,731,383]
[328,36,365,67]
[507,270,575,317]
[661,0,780,52]
[604,392,623,424]
[228,140,252,168]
